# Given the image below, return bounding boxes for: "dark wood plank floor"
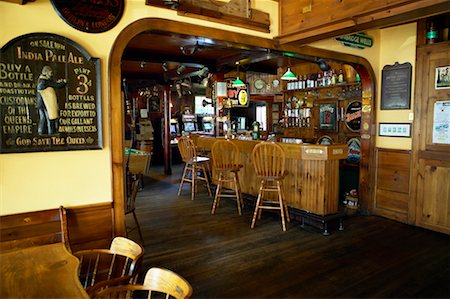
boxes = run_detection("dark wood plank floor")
[126,165,450,298]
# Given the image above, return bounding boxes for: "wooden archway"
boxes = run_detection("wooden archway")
[109,18,377,234]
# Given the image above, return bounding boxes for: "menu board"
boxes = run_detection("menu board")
[381,62,412,110]
[0,33,102,153]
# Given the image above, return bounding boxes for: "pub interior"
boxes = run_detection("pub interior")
[1,1,450,298]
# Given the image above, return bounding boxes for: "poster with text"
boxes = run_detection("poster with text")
[432,101,450,144]
[0,33,102,153]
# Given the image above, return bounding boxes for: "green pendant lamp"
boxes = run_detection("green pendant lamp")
[232,61,246,88]
[281,67,297,81]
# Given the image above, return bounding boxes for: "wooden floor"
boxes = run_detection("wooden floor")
[126,165,450,298]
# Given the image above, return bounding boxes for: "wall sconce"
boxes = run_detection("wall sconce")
[202,99,213,107]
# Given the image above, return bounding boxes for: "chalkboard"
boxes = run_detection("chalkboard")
[381,62,412,110]
[0,33,102,153]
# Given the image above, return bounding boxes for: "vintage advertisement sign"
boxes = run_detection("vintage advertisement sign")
[336,32,373,49]
[50,0,124,33]
[225,79,249,108]
[0,33,102,153]
[345,100,362,132]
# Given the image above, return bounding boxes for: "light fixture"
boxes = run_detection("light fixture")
[140,61,146,69]
[232,62,246,88]
[176,64,186,75]
[161,62,168,72]
[163,0,179,9]
[317,59,331,71]
[281,67,297,81]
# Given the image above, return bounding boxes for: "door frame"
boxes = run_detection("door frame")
[109,18,377,234]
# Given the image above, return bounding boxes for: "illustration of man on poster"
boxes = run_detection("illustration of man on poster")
[36,65,67,135]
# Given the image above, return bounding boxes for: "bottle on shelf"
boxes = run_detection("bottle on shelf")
[338,68,344,84]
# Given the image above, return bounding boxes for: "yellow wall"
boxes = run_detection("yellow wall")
[0,0,277,215]
[311,23,417,150]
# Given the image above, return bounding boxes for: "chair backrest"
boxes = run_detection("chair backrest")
[251,142,286,179]
[74,236,144,296]
[177,136,196,163]
[125,176,141,214]
[212,140,240,170]
[93,267,192,299]
[0,206,69,253]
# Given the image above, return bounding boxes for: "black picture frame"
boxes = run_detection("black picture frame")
[319,101,338,131]
[381,62,412,110]
[378,123,412,138]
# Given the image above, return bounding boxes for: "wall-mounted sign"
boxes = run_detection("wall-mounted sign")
[319,101,337,131]
[336,32,373,49]
[347,138,361,163]
[381,62,412,110]
[50,0,124,33]
[432,101,450,144]
[345,100,362,132]
[379,123,411,138]
[225,79,249,107]
[0,33,102,153]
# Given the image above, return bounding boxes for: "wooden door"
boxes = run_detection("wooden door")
[413,43,450,235]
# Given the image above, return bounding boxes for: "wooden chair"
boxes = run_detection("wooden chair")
[251,142,291,231]
[177,136,212,200]
[211,139,244,215]
[125,176,144,245]
[93,267,193,299]
[73,236,144,297]
[0,206,70,253]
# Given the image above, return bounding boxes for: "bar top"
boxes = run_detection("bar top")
[193,136,348,161]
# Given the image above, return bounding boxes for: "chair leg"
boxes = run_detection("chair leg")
[251,180,264,229]
[235,172,244,210]
[132,211,145,245]
[211,173,223,215]
[201,164,212,197]
[191,163,196,201]
[233,173,242,216]
[277,181,287,232]
[280,181,290,223]
[178,164,188,196]
[258,180,265,220]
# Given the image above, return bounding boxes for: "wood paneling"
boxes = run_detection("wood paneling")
[196,137,346,216]
[278,0,450,45]
[374,149,411,222]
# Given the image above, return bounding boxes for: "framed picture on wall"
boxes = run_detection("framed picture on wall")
[319,101,338,131]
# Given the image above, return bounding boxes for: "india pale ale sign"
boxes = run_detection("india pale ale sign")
[50,0,124,33]
[0,33,102,153]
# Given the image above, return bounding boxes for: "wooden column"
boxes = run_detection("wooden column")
[163,86,172,175]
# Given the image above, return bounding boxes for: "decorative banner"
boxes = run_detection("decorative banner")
[50,0,124,33]
[0,33,102,153]
[336,32,373,49]
[345,100,362,132]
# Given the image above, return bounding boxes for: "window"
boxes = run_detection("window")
[195,96,214,115]
[256,105,267,130]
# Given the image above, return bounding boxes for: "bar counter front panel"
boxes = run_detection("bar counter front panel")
[194,136,348,216]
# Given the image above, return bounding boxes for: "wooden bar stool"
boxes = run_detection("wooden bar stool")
[251,142,290,231]
[177,136,212,201]
[211,139,244,215]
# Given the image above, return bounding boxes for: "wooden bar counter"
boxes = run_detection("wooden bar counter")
[194,136,347,216]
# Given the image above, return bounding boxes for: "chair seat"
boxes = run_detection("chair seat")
[216,164,243,172]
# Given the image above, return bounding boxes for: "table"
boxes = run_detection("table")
[0,243,89,298]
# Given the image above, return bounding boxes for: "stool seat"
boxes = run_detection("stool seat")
[211,140,244,215]
[251,142,290,231]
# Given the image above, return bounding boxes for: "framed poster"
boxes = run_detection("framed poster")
[319,101,337,131]
[432,101,450,144]
[381,62,412,110]
[379,123,411,137]
[0,33,102,153]
[435,66,450,90]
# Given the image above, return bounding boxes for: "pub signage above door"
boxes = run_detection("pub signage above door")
[0,33,102,153]
[50,0,124,33]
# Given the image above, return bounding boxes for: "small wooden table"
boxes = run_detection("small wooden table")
[0,243,89,298]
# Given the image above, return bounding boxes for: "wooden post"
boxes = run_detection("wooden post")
[163,86,172,175]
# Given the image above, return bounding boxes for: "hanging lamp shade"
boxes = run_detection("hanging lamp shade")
[232,77,246,88]
[281,67,297,81]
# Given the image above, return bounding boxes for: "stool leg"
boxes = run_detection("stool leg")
[202,164,212,197]
[258,180,265,220]
[235,171,244,211]
[251,180,264,229]
[212,172,223,215]
[277,180,287,232]
[177,163,188,196]
[279,180,290,223]
[191,163,196,201]
[233,172,242,216]
[132,211,145,245]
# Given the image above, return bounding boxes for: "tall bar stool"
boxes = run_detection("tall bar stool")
[251,142,290,231]
[211,139,244,215]
[177,136,212,201]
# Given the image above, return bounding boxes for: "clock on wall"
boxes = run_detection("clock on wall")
[254,78,266,91]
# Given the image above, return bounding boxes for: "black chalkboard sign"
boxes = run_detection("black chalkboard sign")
[381,62,412,110]
[0,33,102,153]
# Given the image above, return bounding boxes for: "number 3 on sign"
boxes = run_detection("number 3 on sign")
[76,74,92,95]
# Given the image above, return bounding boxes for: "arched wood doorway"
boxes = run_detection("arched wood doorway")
[109,18,377,235]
